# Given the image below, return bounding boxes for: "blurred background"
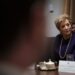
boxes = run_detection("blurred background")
[46,0,75,37]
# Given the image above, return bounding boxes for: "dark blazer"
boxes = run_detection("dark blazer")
[52,32,75,62]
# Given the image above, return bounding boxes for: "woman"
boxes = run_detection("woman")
[53,14,75,62]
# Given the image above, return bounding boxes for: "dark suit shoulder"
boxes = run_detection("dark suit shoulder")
[55,34,62,42]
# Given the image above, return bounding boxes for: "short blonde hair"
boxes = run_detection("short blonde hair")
[55,14,72,30]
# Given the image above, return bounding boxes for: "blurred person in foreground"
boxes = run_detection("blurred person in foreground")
[52,14,75,63]
[0,0,47,75]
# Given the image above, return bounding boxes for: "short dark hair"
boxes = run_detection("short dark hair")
[0,0,46,59]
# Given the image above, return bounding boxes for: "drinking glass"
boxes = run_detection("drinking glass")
[66,54,74,61]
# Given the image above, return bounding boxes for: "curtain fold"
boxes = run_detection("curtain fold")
[63,0,75,22]
[63,0,71,15]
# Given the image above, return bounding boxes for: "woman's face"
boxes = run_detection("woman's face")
[59,19,72,36]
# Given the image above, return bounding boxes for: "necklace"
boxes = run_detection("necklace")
[59,34,72,59]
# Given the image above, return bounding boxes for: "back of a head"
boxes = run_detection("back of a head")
[0,0,46,60]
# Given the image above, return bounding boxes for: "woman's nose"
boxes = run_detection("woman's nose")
[65,26,68,29]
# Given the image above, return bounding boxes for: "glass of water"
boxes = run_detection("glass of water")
[66,54,74,61]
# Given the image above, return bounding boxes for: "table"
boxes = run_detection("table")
[24,69,75,75]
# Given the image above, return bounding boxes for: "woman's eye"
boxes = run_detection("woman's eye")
[62,25,65,28]
[66,23,70,26]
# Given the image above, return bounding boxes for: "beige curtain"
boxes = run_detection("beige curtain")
[70,0,73,18]
[64,0,75,23]
[63,0,70,15]
[64,0,75,19]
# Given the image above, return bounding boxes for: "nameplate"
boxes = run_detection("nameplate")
[59,60,75,73]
